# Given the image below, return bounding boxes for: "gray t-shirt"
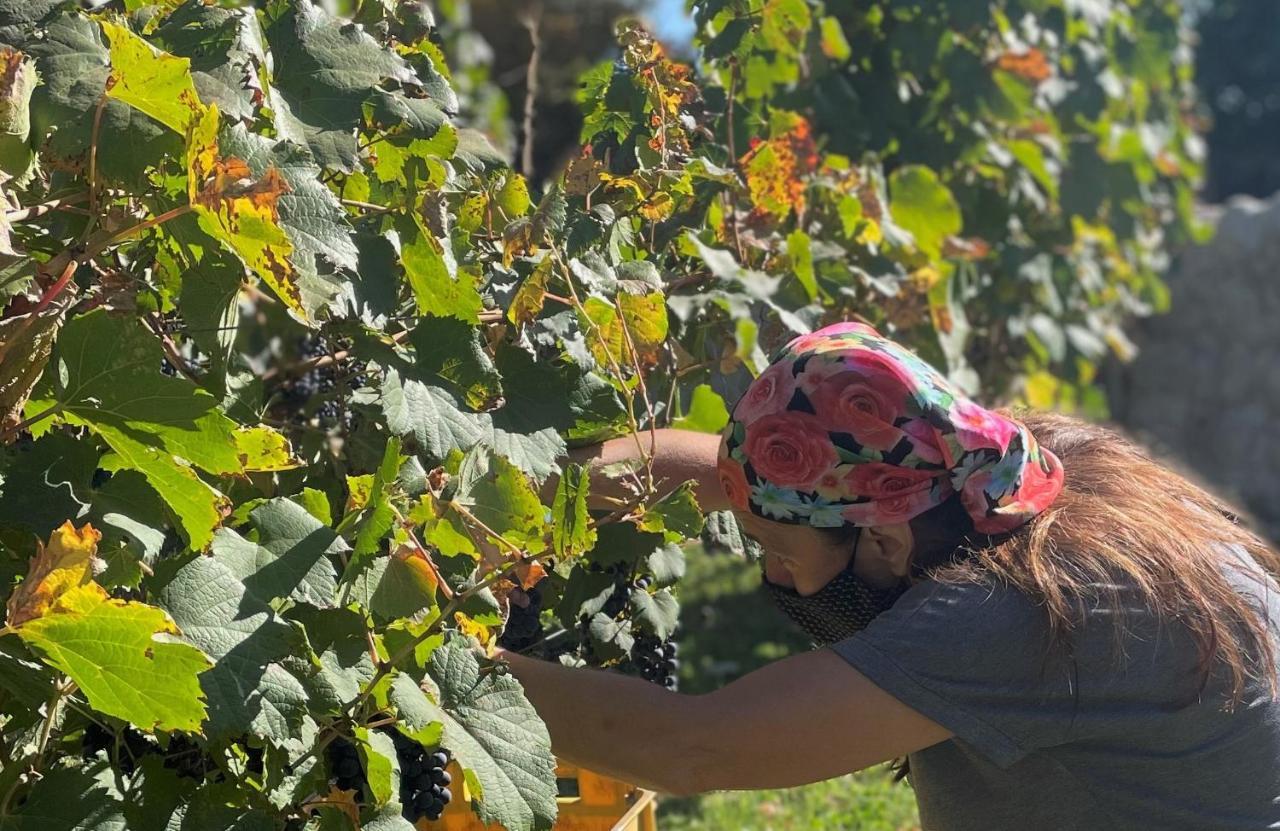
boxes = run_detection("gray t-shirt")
[830,547,1280,830]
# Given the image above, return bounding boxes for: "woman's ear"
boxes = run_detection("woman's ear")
[853,523,916,588]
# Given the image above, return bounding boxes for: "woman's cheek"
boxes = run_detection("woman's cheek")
[764,552,795,587]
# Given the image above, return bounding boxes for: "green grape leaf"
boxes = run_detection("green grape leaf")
[212,498,345,608]
[551,463,594,560]
[101,20,206,134]
[427,639,557,831]
[341,440,403,576]
[24,13,181,188]
[785,229,817,299]
[0,432,96,539]
[263,0,417,171]
[587,612,633,661]
[453,127,509,172]
[93,427,224,550]
[0,764,126,831]
[452,446,548,556]
[385,671,444,746]
[355,726,400,808]
[170,782,276,831]
[34,310,240,470]
[700,510,762,560]
[637,481,704,541]
[671,383,730,434]
[16,585,211,732]
[90,470,169,563]
[887,165,962,260]
[362,806,417,831]
[290,606,376,711]
[347,548,439,623]
[156,556,311,743]
[150,3,266,123]
[367,88,446,138]
[495,173,531,218]
[487,427,564,485]
[628,587,679,640]
[380,370,490,465]
[399,216,483,323]
[176,257,243,389]
[408,317,502,411]
[646,541,686,586]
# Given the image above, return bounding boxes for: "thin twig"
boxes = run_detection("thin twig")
[725,59,747,262]
[83,92,109,244]
[0,404,63,444]
[517,4,542,180]
[340,198,397,214]
[5,192,90,224]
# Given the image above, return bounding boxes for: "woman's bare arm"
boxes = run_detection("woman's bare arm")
[499,646,951,796]
[540,428,729,513]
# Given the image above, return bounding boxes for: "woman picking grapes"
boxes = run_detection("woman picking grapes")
[500,322,1280,829]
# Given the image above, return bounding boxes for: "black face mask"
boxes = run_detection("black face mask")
[762,540,908,647]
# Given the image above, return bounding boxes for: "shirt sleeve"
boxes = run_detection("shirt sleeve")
[829,577,1080,769]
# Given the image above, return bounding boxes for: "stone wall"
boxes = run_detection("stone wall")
[1107,193,1280,542]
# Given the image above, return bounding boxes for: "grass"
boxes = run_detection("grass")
[652,546,921,830]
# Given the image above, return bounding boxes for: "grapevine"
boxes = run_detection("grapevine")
[0,0,1200,829]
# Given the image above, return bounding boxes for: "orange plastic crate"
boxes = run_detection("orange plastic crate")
[422,761,657,831]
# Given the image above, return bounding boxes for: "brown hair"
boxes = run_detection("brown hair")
[920,410,1280,705]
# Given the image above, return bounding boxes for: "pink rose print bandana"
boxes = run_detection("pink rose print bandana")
[718,322,1064,535]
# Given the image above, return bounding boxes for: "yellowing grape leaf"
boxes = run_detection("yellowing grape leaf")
[102,20,206,134]
[739,116,818,221]
[5,521,101,628]
[18,583,211,731]
[233,426,299,472]
[186,105,303,319]
[580,292,669,369]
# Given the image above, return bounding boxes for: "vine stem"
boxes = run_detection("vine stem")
[340,198,396,214]
[5,192,90,224]
[90,204,193,255]
[517,4,542,180]
[725,57,745,262]
[550,247,658,500]
[1,678,74,817]
[0,404,63,444]
[82,92,109,245]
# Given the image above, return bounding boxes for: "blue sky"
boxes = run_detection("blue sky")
[644,0,696,52]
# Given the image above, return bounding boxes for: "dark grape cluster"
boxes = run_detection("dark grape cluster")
[631,634,679,691]
[284,335,370,431]
[394,732,452,823]
[290,336,337,408]
[327,737,366,796]
[81,724,218,780]
[587,562,631,618]
[81,723,151,775]
[162,734,215,781]
[159,358,178,377]
[498,584,544,651]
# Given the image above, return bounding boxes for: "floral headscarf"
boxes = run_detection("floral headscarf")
[717,322,1064,535]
